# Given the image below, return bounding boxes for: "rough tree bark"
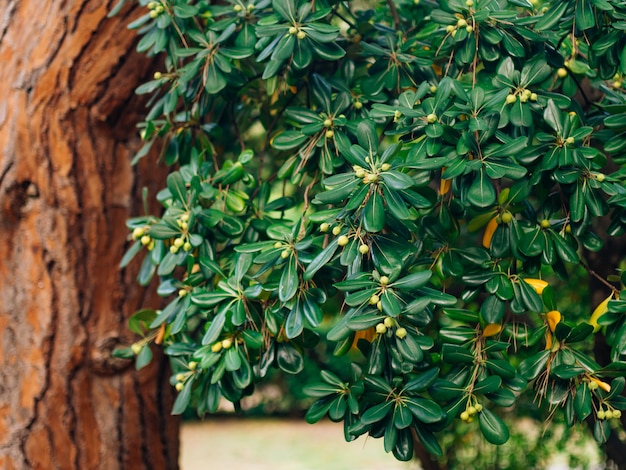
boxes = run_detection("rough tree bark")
[0,1,179,469]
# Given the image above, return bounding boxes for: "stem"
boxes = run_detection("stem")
[386,0,401,30]
[580,259,621,295]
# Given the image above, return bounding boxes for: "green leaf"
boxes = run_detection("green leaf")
[363,190,385,232]
[171,378,193,415]
[393,271,432,290]
[201,311,227,345]
[135,344,153,370]
[276,342,304,374]
[519,350,550,380]
[279,255,299,302]
[467,170,496,208]
[305,397,335,423]
[406,398,445,424]
[361,401,393,425]
[574,382,592,421]
[478,408,509,445]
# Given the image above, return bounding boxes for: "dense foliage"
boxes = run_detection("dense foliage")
[113,0,626,463]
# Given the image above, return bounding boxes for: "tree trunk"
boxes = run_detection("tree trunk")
[0,1,179,469]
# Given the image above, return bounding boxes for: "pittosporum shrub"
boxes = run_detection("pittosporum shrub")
[113,0,626,463]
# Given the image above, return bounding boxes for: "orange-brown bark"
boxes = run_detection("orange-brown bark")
[0,1,178,469]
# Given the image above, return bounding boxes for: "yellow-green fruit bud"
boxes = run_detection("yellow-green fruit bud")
[149,10,159,18]
[381,163,391,171]
[426,113,437,123]
[148,1,157,8]
[189,361,198,370]
[465,25,473,33]
[451,29,457,37]
[131,343,142,355]
[332,226,342,236]
[274,242,282,249]
[557,68,568,78]
[377,301,382,311]
[147,240,155,251]
[457,18,467,27]
[354,101,363,109]
[133,227,145,239]
[180,213,190,222]
[540,219,550,229]
[384,317,395,328]
[183,242,192,252]
[446,25,455,33]
[338,235,349,246]
[613,81,623,88]
[565,137,575,145]
[174,237,185,248]
[280,249,290,259]
[475,403,483,412]
[460,411,470,421]
[355,169,366,178]
[155,5,164,13]
[394,110,402,121]
[465,0,474,6]
[221,338,233,349]
[370,294,380,305]
[505,94,517,104]
[289,26,297,35]
[178,289,187,298]
[141,235,151,246]
[175,382,184,392]
[320,223,330,232]
[181,221,188,230]
[234,4,243,11]
[467,405,477,416]
[519,94,528,103]
[359,244,369,255]
[588,380,598,390]
[176,373,186,382]
[365,174,378,184]
[170,245,179,254]
[211,342,222,353]
[614,410,622,419]
[598,410,607,420]
[522,89,532,98]
[323,118,332,127]
[530,92,538,101]
[325,130,334,139]
[153,71,162,80]
[375,323,387,334]
[501,211,513,224]
[380,276,390,286]
[297,30,306,40]
[395,327,407,339]
[595,173,605,182]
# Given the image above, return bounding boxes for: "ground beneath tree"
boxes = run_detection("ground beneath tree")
[180,418,419,470]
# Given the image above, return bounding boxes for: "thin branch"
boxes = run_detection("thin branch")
[386,0,401,30]
[580,259,621,295]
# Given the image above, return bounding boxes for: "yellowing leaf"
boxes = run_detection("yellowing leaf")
[482,217,498,249]
[546,310,561,333]
[523,278,548,295]
[545,331,553,350]
[483,323,502,337]
[439,178,451,196]
[589,293,614,332]
[591,377,611,393]
[351,327,376,349]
